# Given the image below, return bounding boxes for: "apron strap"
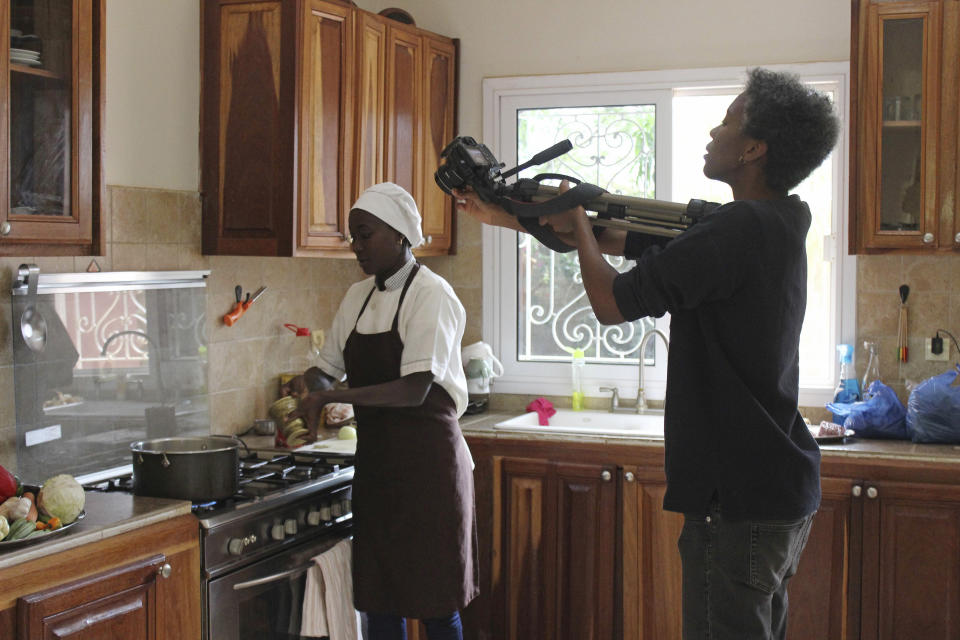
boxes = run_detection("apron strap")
[354,263,421,331]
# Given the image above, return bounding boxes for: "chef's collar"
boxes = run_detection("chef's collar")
[375,258,416,291]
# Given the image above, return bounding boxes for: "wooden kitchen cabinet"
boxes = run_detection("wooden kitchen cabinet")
[849,0,960,253]
[201,0,458,257]
[0,0,105,256]
[0,514,201,639]
[465,436,960,640]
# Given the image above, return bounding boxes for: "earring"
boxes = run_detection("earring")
[738,155,746,165]
[397,238,404,246]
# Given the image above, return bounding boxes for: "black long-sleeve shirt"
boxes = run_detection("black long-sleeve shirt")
[613,196,821,520]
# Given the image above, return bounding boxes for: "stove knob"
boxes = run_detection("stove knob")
[319,502,332,522]
[284,518,298,535]
[271,523,286,541]
[228,538,246,556]
[331,501,343,518]
[307,509,322,526]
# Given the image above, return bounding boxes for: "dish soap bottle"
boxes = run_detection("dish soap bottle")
[833,343,861,404]
[571,348,585,411]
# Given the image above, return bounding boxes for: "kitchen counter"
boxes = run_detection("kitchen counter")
[460,411,960,465]
[0,491,192,570]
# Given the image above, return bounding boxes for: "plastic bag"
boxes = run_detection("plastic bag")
[826,380,909,439]
[906,365,960,443]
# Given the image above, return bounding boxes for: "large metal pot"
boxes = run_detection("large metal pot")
[130,436,240,501]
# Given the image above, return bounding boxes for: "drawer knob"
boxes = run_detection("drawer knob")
[601,470,612,482]
[0,222,10,236]
[158,563,172,579]
[866,486,878,499]
[852,485,862,497]
[954,232,960,244]
[923,232,935,244]
[624,471,635,483]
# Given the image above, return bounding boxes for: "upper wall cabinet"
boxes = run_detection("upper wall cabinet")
[0,0,105,257]
[850,0,960,254]
[201,0,458,257]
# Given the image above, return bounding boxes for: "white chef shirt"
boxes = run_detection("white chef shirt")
[317,262,469,417]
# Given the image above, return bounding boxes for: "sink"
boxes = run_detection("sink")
[494,409,664,437]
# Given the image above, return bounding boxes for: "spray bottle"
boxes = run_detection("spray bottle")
[833,344,861,405]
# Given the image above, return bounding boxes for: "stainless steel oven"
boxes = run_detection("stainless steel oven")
[200,453,354,640]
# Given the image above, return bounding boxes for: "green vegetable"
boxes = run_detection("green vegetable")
[0,515,8,541]
[7,518,36,540]
[38,474,85,525]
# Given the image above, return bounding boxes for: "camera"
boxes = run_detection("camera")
[434,137,506,202]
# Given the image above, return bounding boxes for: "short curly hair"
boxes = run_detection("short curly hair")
[741,68,840,192]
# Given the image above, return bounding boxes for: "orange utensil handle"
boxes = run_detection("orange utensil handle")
[223,302,245,326]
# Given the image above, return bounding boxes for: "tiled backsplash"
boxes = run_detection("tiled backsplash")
[2,186,958,472]
[0,186,482,473]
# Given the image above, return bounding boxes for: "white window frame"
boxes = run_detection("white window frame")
[480,62,854,407]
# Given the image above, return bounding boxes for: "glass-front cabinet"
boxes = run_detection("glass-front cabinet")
[1,0,104,255]
[850,0,960,253]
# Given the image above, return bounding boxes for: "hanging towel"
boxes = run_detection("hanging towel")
[301,537,362,640]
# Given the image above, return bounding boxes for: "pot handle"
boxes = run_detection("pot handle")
[211,433,250,457]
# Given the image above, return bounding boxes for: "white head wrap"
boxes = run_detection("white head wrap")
[350,182,424,248]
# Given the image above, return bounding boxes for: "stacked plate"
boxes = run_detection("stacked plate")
[11,47,41,67]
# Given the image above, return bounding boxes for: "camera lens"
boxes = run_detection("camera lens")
[434,166,463,195]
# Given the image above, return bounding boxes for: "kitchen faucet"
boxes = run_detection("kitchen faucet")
[602,328,669,413]
[101,330,167,401]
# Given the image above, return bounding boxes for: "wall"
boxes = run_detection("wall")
[2,0,959,471]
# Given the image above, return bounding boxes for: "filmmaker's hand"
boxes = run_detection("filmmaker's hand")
[454,188,524,232]
[538,180,587,239]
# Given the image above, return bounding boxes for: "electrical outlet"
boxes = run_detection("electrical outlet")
[926,338,950,361]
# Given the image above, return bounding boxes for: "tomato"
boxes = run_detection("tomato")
[0,465,18,502]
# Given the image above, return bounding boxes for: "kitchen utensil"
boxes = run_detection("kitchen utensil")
[19,264,47,353]
[130,436,241,501]
[461,342,503,396]
[253,418,276,435]
[269,395,298,421]
[898,285,909,362]
[223,285,266,326]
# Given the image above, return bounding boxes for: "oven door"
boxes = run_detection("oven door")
[207,533,352,640]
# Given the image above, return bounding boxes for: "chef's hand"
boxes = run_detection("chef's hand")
[280,374,308,399]
[286,390,330,442]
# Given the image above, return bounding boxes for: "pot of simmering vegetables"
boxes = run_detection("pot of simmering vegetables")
[130,436,241,501]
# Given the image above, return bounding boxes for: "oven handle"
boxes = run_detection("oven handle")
[232,564,313,591]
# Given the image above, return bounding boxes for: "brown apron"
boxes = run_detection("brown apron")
[343,264,479,618]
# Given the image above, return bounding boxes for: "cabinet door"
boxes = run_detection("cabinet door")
[384,23,423,207]
[497,457,616,640]
[860,480,960,640]
[415,35,456,256]
[17,554,164,639]
[851,0,943,251]
[786,476,860,640]
[353,11,386,199]
[1,0,103,255]
[201,0,296,256]
[295,0,354,256]
[621,466,683,640]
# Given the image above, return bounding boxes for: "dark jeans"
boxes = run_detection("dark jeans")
[366,611,462,640]
[678,500,815,640]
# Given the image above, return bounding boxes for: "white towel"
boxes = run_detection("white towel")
[301,537,362,640]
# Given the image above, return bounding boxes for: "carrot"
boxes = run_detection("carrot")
[22,492,38,523]
[34,521,47,530]
[47,516,61,530]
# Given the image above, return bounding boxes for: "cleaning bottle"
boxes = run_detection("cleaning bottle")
[861,340,881,398]
[834,344,861,404]
[571,348,585,411]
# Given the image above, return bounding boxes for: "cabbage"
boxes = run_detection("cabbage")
[38,474,86,524]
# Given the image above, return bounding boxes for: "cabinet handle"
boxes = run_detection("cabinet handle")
[866,486,878,499]
[851,485,862,497]
[923,232,935,244]
[0,222,10,236]
[158,563,172,579]
[954,232,960,245]
[624,471,635,483]
[425,235,433,245]
[601,470,612,482]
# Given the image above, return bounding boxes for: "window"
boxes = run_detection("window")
[480,63,854,406]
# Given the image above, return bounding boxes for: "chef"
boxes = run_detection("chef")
[291,182,478,640]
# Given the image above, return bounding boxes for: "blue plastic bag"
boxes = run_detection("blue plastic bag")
[826,380,909,439]
[906,366,960,443]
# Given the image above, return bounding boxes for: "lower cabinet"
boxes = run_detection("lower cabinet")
[0,514,200,640]
[464,436,960,640]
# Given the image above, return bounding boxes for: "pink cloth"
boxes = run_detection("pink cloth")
[526,398,556,426]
